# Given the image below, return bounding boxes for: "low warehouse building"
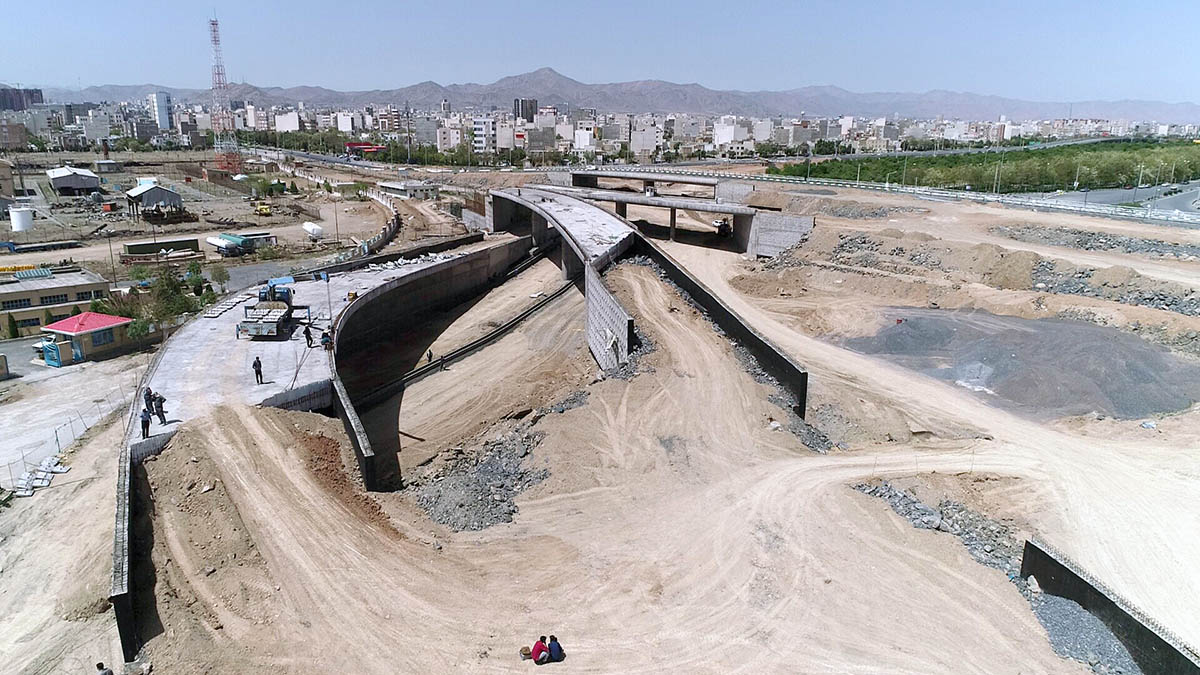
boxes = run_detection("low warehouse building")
[379,180,438,200]
[46,166,100,196]
[125,183,183,218]
[0,267,110,336]
[39,311,134,366]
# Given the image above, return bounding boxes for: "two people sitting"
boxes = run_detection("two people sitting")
[525,635,565,665]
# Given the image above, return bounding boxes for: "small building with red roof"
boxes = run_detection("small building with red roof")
[40,311,135,366]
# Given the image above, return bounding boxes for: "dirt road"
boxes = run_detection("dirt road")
[132,263,1083,672]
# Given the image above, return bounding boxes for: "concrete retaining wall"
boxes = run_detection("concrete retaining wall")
[630,233,809,416]
[1021,539,1200,674]
[586,264,634,371]
[129,430,179,464]
[751,212,815,258]
[259,378,333,412]
[309,232,484,276]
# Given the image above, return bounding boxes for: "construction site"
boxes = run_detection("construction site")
[1,147,1199,674]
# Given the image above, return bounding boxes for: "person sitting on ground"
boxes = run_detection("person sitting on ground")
[321,331,332,351]
[548,635,565,662]
[96,661,114,675]
[531,636,550,665]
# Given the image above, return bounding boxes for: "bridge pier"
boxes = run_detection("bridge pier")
[615,202,627,218]
[669,207,677,241]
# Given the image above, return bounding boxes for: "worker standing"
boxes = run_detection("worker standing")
[139,408,152,439]
[252,356,263,385]
[304,324,313,348]
[143,386,154,411]
[153,393,167,425]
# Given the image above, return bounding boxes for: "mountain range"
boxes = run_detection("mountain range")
[24,68,1200,123]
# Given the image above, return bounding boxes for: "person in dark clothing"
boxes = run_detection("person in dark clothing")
[153,393,167,425]
[427,349,433,363]
[548,636,565,662]
[304,324,313,348]
[252,356,263,384]
[321,331,332,351]
[140,408,152,439]
[143,387,154,411]
[96,663,114,675]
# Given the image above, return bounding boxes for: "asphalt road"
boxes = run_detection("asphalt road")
[0,336,43,379]
[1042,184,1200,212]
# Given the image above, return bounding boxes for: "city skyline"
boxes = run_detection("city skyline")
[3,0,1200,104]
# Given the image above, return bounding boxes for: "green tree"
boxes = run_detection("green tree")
[289,180,299,194]
[43,309,53,326]
[5,313,17,339]
[70,305,82,316]
[126,318,150,340]
[129,265,151,282]
[209,265,230,293]
[186,261,203,278]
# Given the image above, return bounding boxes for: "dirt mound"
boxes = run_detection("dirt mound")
[788,197,924,219]
[1090,265,1139,288]
[960,244,1041,290]
[298,428,400,537]
[136,425,277,656]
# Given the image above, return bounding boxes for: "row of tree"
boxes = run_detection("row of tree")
[768,140,1200,192]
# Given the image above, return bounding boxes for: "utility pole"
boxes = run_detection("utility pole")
[901,156,908,186]
[106,232,117,282]
[333,200,340,245]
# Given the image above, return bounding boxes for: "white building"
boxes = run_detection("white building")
[573,128,594,150]
[472,117,496,154]
[630,127,662,155]
[274,112,301,133]
[336,112,357,133]
[148,92,172,130]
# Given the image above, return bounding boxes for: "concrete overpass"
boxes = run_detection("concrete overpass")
[568,169,723,197]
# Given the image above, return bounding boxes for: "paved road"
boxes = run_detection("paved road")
[1043,185,1200,213]
[0,336,43,380]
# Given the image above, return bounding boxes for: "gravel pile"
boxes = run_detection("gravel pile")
[855,480,1142,675]
[605,323,657,380]
[831,233,881,263]
[416,429,548,532]
[811,200,923,220]
[1056,308,1200,359]
[1036,595,1141,674]
[994,224,1200,261]
[546,390,589,414]
[1032,260,1200,317]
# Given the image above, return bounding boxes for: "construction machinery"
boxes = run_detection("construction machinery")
[254,203,272,216]
[713,217,732,237]
[237,280,309,338]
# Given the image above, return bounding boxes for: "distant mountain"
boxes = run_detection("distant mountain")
[37,68,1200,123]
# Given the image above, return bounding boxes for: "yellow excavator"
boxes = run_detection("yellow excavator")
[254,203,272,216]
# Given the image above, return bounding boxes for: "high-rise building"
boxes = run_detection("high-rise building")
[0,88,44,111]
[472,117,496,154]
[148,92,172,130]
[513,98,537,124]
[440,99,451,116]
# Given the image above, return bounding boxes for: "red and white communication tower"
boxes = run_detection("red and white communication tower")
[209,18,242,173]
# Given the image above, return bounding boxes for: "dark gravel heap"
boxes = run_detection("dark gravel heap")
[854,480,1142,675]
[605,323,657,380]
[994,224,1200,261]
[1032,260,1200,318]
[416,429,548,531]
[1056,308,1200,359]
[546,390,589,414]
[831,233,881,265]
[616,256,833,453]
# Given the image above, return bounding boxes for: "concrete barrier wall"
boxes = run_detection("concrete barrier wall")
[586,264,634,371]
[630,233,809,416]
[130,430,179,464]
[109,441,137,662]
[330,374,377,490]
[335,237,532,356]
[716,180,755,203]
[259,378,333,412]
[1020,539,1200,674]
[310,232,483,276]
[751,213,815,258]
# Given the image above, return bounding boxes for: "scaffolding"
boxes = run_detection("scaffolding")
[210,18,242,174]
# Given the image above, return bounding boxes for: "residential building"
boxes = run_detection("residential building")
[513,98,537,124]
[436,126,462,153]
[336,112,356,133]
[0,87,43,111]
[274,111,302,132]
[0,160,14,197]
[0,268,111,337]
[472,117,496,154]
[148,91,172,130]
[440,99,451,117]
[630,127,662,156]
[0,120,28,149]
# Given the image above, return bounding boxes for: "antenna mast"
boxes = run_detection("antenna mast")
[210,18,242,173]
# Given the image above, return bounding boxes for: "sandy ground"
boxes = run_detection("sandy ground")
[0,415,127,673]
[128,261,1083,672]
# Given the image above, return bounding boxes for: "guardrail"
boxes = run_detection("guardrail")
[574,165,1200,227]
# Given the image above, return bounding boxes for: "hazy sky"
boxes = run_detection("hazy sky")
[3,0,1197,102]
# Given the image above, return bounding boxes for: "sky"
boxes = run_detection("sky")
[3,0,1198,103]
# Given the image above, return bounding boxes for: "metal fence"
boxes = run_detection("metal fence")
[0,381,138,492]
